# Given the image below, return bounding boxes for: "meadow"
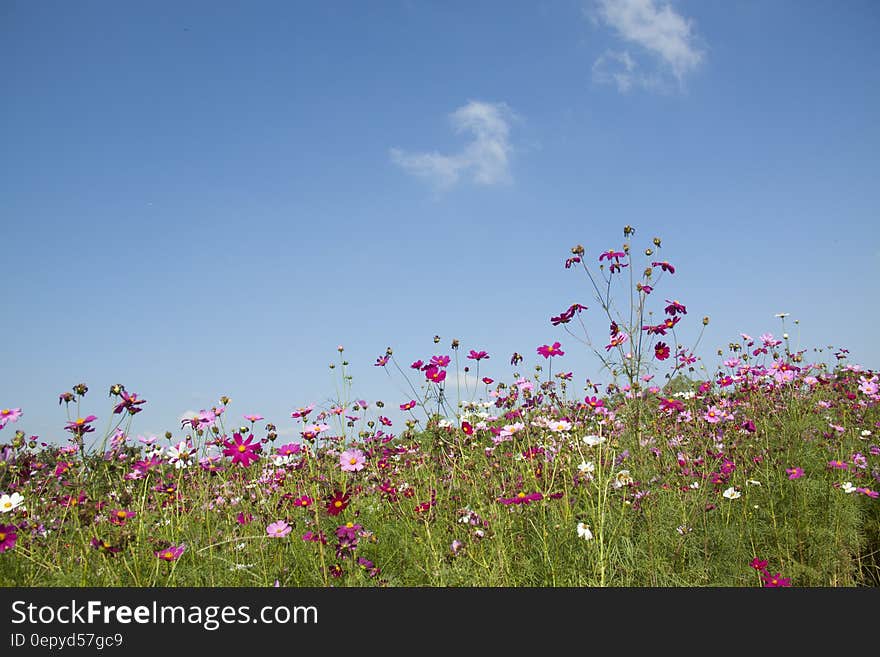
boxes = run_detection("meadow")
[2,230,878,587]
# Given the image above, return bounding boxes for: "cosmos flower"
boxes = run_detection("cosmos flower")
[576,522,594,540]
[0,525,18,552]
[266,520,292,538]
[722,487,741,500]
[155,544,186,562]
[222,432,261,467]
[340,449,367,472]
[0,493,25,513]
[536,342,564,359]
[0,408,23,428]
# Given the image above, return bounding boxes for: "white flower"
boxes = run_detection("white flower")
[746,479,762,486]
[689,481,700,489]
[860,430,872,438]
[841,482,857,494]
[722,487,741,500]
[583,434,605,447]
[0,492,25,513]
[676,525,691,535]
[437,418,453,429]
[576,522,594,540]
[166,441,194,469]
[612,470,633,489]
[577,461,595,475]
[775,312,790,318]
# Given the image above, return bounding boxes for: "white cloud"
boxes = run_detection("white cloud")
[591,0,704,90]
[391,101,515,189]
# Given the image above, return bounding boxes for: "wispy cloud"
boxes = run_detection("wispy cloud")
[590,0,705,92]
[391,101,516,189]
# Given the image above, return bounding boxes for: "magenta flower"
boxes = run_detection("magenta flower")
[499,491,544,505]
[267,520,292,538]
[599,249,626,262]
[374,355,390,367]
[292,495,313,508]
[537,342,564,359]
[750,558,768,571]
[652,260,675,274]
[340,449,367,472]
[430,355,451,368]
[467,350,490,361]
[654,342,671,361]
[827,459,849,470]
[223,432,261,467]
[424,366,447,384]
[659,397,685,413]
[155,544,186,562]
[112,391,147,416]
[90,538,121,555]
[64,415,97,435]
[290,404,315,419]
[0,408,23,429]
[761,572,792,587]
[785,467,804,480]
[276,443,302,457]
[857,487,879,498]
[400,400,417,411]
[0,524,17,552]
[236,512,253,525]
[109,508,136,526]
[664,299,687,316]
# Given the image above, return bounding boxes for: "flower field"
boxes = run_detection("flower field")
[2,232,878,587]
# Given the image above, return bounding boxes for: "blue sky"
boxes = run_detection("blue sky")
[2,0,879,445]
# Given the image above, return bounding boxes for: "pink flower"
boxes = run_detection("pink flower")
[430,355,451,368]
[0,408,22,429]
[703,406,722,424]
[425,366,447,384]
[750,558,768,571]
[290,404,315,419]
[537,342,564,359]
[499,491,544,505]
[340,449,367,472]
[155,544,186,562]
[222,432,261,467]
[0,524,17,552]
[267,520,292,538]
[244,414,264,422]
[652,260,675,274]
[761,572,792,587]
[400,400,416,411]
[467,350,489,361]
[786,467,804,480]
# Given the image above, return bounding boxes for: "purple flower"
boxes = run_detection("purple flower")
[0,524,17,552]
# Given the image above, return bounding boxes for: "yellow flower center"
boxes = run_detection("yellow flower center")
[0,532,6,541]
[238,444,247,453]
[1,410,9,416]
[117,511,127,519]
[349,458,358,465]
[346,522,354,528]
[2,502,11,510]
[75,418,85,425]
[163,551,173,559]
[517,492,526,498]
[334,501,343,508]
